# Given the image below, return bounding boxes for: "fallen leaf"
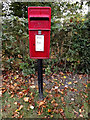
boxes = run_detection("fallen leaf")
[51,99,55,104]
[18,92,24,98]
[79,109,82,113]
[8,104,11,108]
[10,94,14,98]
[30,105,34,109]
[59,84,61,86]
[38,110,41,115]
[59,108,63,113]
[54,86,58,89]
[60,91,64,94]
[61,97,64,102]
[48,109,51,113]
[45,89,49,92]
[43,105,46,108]
[43,83,46,86]
[14,75,19,79]
[71,98,74,101]
[12,111,19,118]
[65,85,68,88]
[73,109,78,114]
[18,114,23,118]
[74,89,78,92]
[54,94,61,98]
[39,101,45,107]
[51,115,53,118]
[30,85,35,88]
[49,94,53,98]
[14,102,17,105]
[18,105,23,111]
[67,58,70,61]
[84,95,88,98]
[79,75,82,79]
[0,90,2,97]
[60,72,64,75]
[14,83,17,87]
[68,82,72,85]
[61,83,64,85]
[74,32,77,34]
[74,81,78,84]
[79,114,83,117]
[18,54,22,58]
[54,103,58,107]
[64,76,66,79]
[2,87,7,93]
[81,105,84,109]
[23,97,29,102]
[10,85,15,89]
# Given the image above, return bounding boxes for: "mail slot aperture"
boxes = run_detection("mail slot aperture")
[30,17,49,20]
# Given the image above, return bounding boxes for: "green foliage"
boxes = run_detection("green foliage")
[19,62,35,76]
[2,2,90,74]
[9,2,57,18]
[50,2,90,73]
[60,15,90,73]
[45,66,51,76]
[2,15,36,75]
[2,15,29,58]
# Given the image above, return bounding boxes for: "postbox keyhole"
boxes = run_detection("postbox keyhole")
[38,31,41,34]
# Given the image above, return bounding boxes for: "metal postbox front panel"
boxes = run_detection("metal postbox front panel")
[28,7,51,59]
[29,30,50,59]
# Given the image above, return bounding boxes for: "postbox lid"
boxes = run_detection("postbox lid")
[28,7,51,30]
[28,7,51,9]
[28,7,51,17]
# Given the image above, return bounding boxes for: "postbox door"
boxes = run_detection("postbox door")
[29,30,50,59]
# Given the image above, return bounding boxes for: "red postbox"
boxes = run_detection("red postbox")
[28,7,51,59]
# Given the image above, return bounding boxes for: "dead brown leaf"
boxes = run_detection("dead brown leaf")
[12,111,19,118]
[14,102,17,105]
[54,94,61,97]
[51,99,55,104]
[51,115,53,118]
[10,94,14,98]
[10,85,15,90]
[2,87,7,93]
[38,101,45,107]
[18,105,23,111]
[23,97,29,102]
[60,72,64,75]
[38,110,41,115]
[7,104,11,108]
[59,108,63,113]
[79,75,82,79]
[48,109,51,113]
[61,97,64,102]
[79,114,83,117]
[14,83,17,87]
[73,109,78,114]
[18,114,23,118]
[54,103,58,107]
[74,81,78,84]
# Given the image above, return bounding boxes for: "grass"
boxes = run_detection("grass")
[2,72,89,119]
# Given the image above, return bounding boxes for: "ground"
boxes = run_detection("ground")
[1,70,89,119]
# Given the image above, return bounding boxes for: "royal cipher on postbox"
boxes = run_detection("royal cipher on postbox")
[28,7,51,59]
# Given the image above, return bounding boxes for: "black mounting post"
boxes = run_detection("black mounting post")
[38,59,43,100]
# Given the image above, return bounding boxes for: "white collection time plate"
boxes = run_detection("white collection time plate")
[35,35,44,51]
